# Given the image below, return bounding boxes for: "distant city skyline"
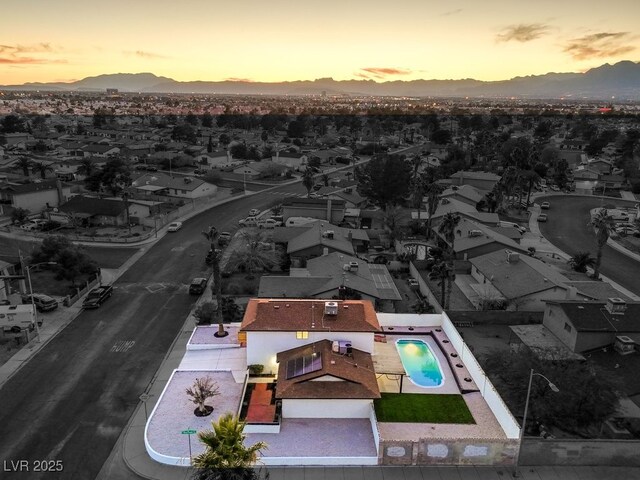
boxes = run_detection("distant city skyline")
[1,0,639,85]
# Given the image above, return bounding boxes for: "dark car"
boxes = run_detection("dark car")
[82,284,113,309]
[189,278,208,295]
[217,232,232,247]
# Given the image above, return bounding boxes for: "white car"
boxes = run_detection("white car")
[20,222,39,231]
[167,222,182,232]
[540,202,550,210]
[239,216,259,227]
[258,218,282,229]
[248,209,261,217]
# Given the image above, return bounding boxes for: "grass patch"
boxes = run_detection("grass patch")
[374,393,475,424]
[29,269,94,297]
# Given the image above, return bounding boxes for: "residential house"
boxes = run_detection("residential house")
[233,161,287,180]
[197,150,231,168]
[58,195,128,226]
[0,179,70,212]
[282,198,345,224]
[273,151,308,170]
[131,172,217,199]
[0,132,34,147]
[543,299,640,353]
[425,198,499,228]
[449,171,501,192]
[587,158,613,175]
[440,184,486,208]
[285,222,368,265]
[330,188,368,209]
[82,144,120,158]
[259,253,401,311]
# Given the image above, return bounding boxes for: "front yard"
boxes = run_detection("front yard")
[374,393,475,424]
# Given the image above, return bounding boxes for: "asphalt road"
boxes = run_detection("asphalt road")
[0,180,312,479]
[538,195,640,296]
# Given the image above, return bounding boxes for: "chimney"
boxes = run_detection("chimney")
[565,286,578,299]
[326,199,332,221]
[323,247,329,256]
[506,250,520,263]
[606,298,627,315]
[347,231,353,242]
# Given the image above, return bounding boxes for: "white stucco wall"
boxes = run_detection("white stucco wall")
[246,331,374,372]
[282,399,372,418]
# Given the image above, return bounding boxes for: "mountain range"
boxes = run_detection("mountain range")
[2,61,639,99]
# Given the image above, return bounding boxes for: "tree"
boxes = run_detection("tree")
[437,213,460,310]
[482,348,621,434]
[30,235,97,287]
[31,161,53,179]
[411,297,435,314]
[302,169,314,197]
[356,154,412,209]
[424,181,443,239]
[11,207,30,225]
[230,143,248,159]
[186,377,220,416]
[192,413,267,479]
[172,123,197,143]
[429,260,451,308]
[568,251,595,273]
[15,157,32,177]
[220,297,242,323]
[202,226,227,337]
[383,204,404,243]
[77,158,95,178]
[202,113,214,128]
[1,114,26,133]
[589,208,613,280]
[230,231,276,279]
[194,302,217,325]
[219,133,231,147]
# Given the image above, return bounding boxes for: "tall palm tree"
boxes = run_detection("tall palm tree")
[302,168,314,197]
[31,161,53,179]
[192,413,267,480]
[424,182,443,240]
[437,212,460,310]
[320,173,330,187]
[202,226,227,337]
[429,260,451,308]
[15,156,32,177]
[590,208,613,280]
[77,158,95,178]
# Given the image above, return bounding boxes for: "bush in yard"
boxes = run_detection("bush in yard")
[248,364,264,376]
[11,208,31,225]
[186,376,220,416]
[226,282,242,295]
[194,302,217,325]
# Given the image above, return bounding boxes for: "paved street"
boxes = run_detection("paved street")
[537,195,640,296]
[0,180,310,479]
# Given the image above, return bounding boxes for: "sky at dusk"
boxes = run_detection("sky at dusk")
[1,0,639,85]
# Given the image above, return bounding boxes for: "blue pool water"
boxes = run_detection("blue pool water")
[395,339,444,387]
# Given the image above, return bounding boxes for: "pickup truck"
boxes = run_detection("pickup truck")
[82,285,113,309]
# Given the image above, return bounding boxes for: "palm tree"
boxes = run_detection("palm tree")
[15,156,32,177]
[192,413,267,480]
[230,231,276,280]
[202,226,227,338]
[437,213,460,310]
[589,208,613,280]
[31,161,53,179]
[429,260,451,308]
[568,251,596,273]
[77,158,95,178]
[302,168,314,197]
[320,173,330,187]
[424,182,443,240]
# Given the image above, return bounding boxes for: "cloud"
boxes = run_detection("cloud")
[563,32,636,60]
[0,43,58,54]
[441,9,462,16]
[354,72,371,79]
[0,56,66,65]
[224,77,253,82]
[359,67,412,79]
[124,50,168,59]
[496,23,550,43]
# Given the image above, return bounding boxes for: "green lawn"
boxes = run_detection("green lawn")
[374,393,475,424]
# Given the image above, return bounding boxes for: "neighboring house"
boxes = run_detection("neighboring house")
[426,198,499,229]
[0,179,70,212]
[600,174,626,190]
[587,158,613,175]
[259,253,401,310]
[54,167,76,182]
[440,185,485,207]
[449,171,501,192]
[273,151,308,169]
[468,249,587,311]
[0,132,34,146]
[573,167,600,181]
[233,161,287,180]
[131,172,217,199]
[560,139,588,151]
[330,188,368,209]
[197,150,231,168]
[434,218,527,260]
[285,222,368,265]
[282,198,345,224]
[82,144,120,158]
[58,195,128,226]
[543,299,640,353]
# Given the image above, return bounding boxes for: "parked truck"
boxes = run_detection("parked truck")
[0,304,37,333]
[82,284,113,309]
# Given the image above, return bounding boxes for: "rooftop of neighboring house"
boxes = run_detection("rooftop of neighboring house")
[82,144,118,154]
[429,197,499,225]
[546,300,640,333]
[282,197,346,209]
[275,340,380,400]
[563,281,633,302]
[132,172,208,191]
[0,179,64,195]
[331,189,367,206]
[59,195,126,217]
[450,170,501,181]
[241,298,380,332]
[238,160,287,173]
[436,218,523,254]
[286,221,368,255]
[441,184,485,204]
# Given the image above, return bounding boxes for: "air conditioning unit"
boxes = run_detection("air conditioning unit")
[343,264,351,272]
[349,261,359,270]
[322,230,335,239]
[324,301,338,316]
[506,251,520,263]
[332,340,353,356]
[614,336,635,355]
[468,230,483,237]
[606,298,627,315]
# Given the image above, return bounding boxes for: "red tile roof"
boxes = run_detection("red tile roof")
[241,299,380,332]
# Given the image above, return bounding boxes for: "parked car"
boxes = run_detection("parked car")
[248,209,261,217]
[217,232,232,247]
[538,213,548,222]
[82,284,113,309]
[615,226,639,236]
[258,218,282,229]
[239,216,259,227]
[20,222,39,231]
[540,201,550,210]
[408,278,419,288]
[189,278,208,295]
[167,221,183,232]
[21,293,58,312]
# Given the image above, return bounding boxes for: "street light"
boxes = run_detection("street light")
[24,261,57,343]
[513,368,559,477]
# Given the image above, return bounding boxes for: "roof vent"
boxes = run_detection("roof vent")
[343,264,351,272]
[606,298,627,315]
[468,230,483,237]
[506,251,520,263]
[324,301,338,316]
[273,305,280,309]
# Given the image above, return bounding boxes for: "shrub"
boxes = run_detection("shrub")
[226,282,242,295]
[248,364,265,376]
[242,283,256,295]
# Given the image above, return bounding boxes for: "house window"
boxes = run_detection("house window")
[564,323,572,333]
[181,190,187,194]
[296,331,309,339]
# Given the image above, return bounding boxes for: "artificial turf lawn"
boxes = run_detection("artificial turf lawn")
[374,393,475,423]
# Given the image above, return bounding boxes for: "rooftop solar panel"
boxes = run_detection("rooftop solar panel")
[285,352,323,379]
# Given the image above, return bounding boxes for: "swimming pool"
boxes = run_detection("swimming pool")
[395,339,444,387]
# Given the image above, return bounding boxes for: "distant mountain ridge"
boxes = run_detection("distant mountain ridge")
[3,61,640,99]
